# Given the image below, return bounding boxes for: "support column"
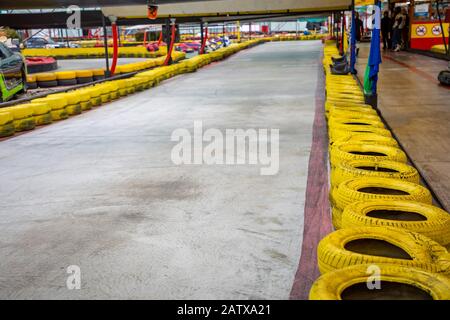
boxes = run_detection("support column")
[408,0,415,50]
[222,23,227,47]
[101,14,110,77]
[237,21,241,43]
[200,21,204,51]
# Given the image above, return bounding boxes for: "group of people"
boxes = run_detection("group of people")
[381,7,410,52]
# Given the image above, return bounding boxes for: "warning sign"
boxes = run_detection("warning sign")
[416,25,427,37]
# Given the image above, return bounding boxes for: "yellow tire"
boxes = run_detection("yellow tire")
[0,111,13,125]
[14,117,36,132]
[0,122,15,137]
[55,71,77,80]
[328,112,381,123]
[330,125,392,143]
[80,101,92,111]
[342,200,450,246]
[34,112,53,126]
[331,159,420,188]
[326,106,378,119]
[329,118,385,130]
[75,70,94,78]
[310,264,450,300]
[28,102,51,116]
[32,96,68,110]
[2,105,34,120]
[36,73,57,81]
[317,226,449,275]
[91,97,102,107]
[65,104,82,116]
[332,177,432,213]
[26,74,37,83]
[332,133,398,148]
[92,69,105,76]
[51,109,69,121]
[110,91,120,100]
[100,93,110,103]
[119,88,128,97]
[52,92,80,105]
[332,206,343,230]
[330,143,407,167]
[325,101,375,113]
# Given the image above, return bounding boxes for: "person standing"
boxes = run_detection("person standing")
[381,11,392,50]
[354,12,364,56]
[355,12,364,42]
[402,8,410,50]
[392,7,406,52]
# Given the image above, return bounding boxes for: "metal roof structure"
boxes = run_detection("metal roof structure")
[0,1,351,29]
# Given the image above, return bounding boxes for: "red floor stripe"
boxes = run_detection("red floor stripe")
[383,54,450,89]
[289,57,333,300]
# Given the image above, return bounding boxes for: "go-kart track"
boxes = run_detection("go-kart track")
[0,41,321,299]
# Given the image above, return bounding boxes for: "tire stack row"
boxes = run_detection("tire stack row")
[26,51,187,89]
[268,34,326,42]
[309,41,450,300]
[1,40,266,139]
[22,46,165,60]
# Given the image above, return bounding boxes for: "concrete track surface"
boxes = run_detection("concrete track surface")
[0,41,321,299]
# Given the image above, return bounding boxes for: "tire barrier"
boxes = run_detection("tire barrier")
[22,47,165,60]
[0,111,15,137]
[341,201,450,246]
[317,227,450,275]
[28,102,52,126]
[1,104,36,132]
[26,51,187,89]
[268,34,327,42]
[308,40,450,299]
[26,75,38,90]
[310,264,450,300]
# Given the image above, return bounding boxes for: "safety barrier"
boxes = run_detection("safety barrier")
[309,40,450,300]
[268,34,327,42]
[0,39,265,140]
[22,46,167,59]
[26,51,186,89]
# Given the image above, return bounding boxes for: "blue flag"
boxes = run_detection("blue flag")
[350,10,357,73]
[364,3,382,96]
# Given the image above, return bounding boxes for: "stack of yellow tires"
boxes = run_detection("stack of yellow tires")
[0,110,15,137]
[309,41,450,300]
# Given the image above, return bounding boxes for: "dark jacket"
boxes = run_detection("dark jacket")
[355,18,364,41]
[381,16,392,33]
